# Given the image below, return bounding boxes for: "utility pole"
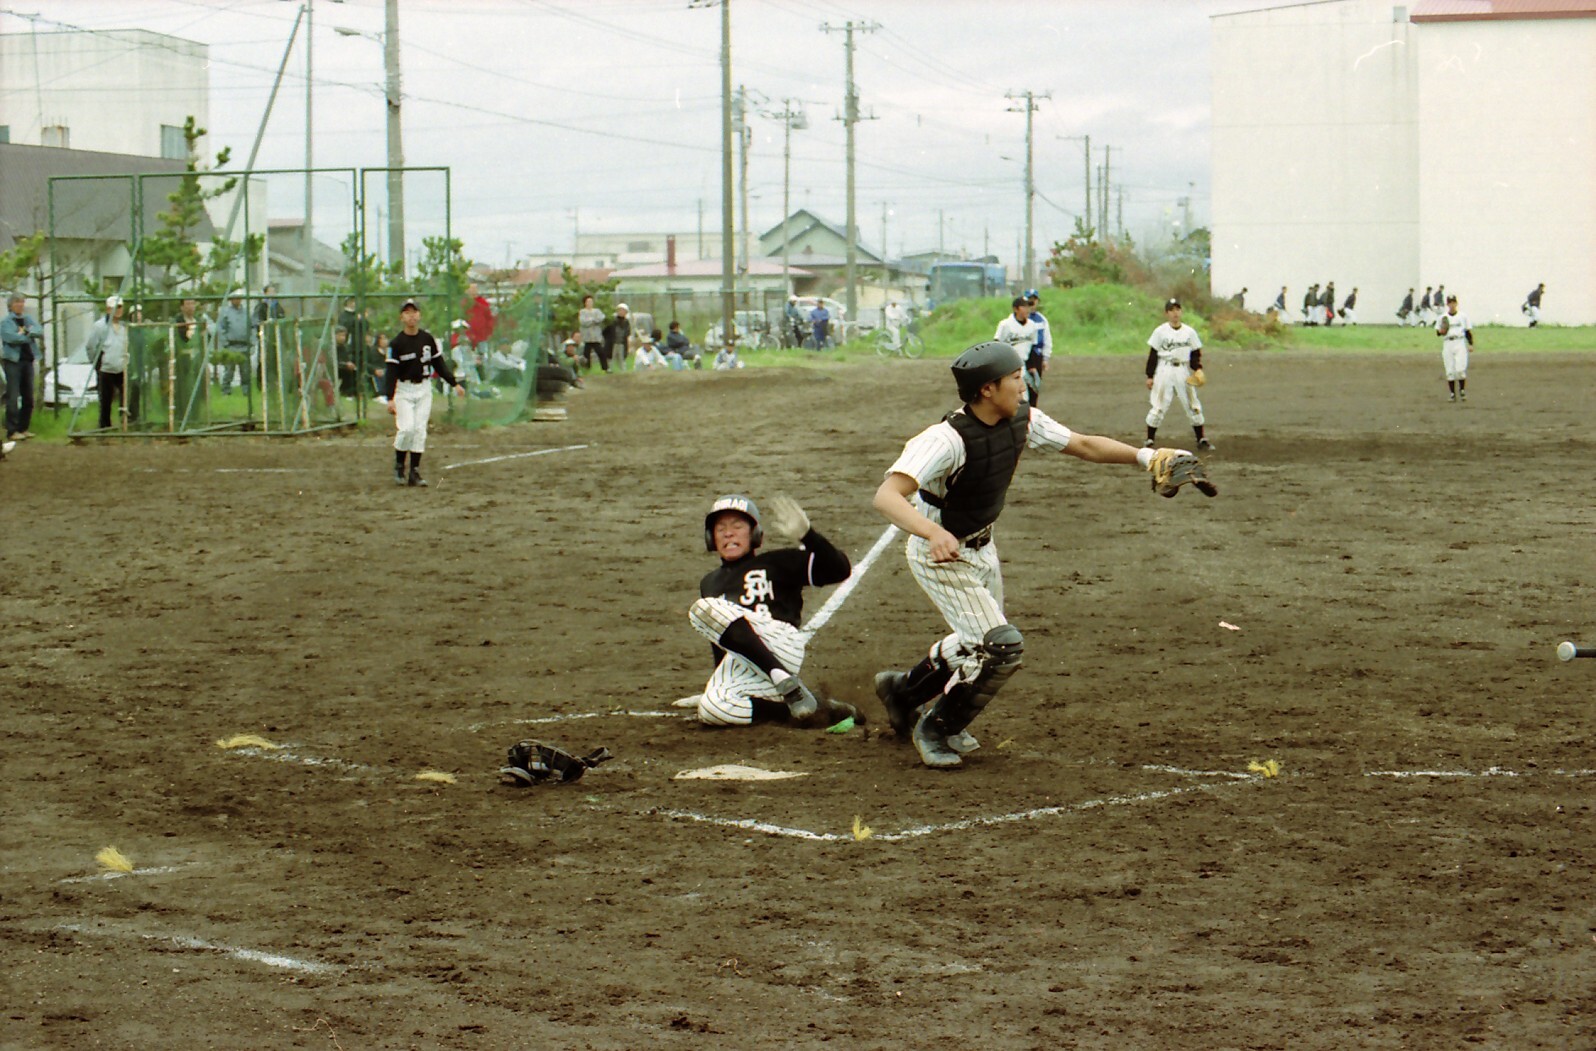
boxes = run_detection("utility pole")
[938,208,944,258]
[822,19,878,320]
[765,99,806,296]
[880,201,889,290]
[734,84,751,273]
[718,1,735,350]
[1118,188,1125,242]
[1006,89,1048,290]
[1057,133,1090,237]
[1101,146,1114,244]
[302,0,315,297]
[383,0,404,274]
[1183,180,1194,235]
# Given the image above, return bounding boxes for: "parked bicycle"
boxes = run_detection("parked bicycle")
[874,316,925,358]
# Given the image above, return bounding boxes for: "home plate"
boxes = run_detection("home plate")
[672,694,702,709]
[674,764,809,781]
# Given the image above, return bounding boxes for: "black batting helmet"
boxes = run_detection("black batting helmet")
[704,494,763,552]
[951,341,1023,403]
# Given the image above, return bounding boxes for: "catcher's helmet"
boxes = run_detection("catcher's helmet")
[704,494,763,552]
[951,341,1023,403]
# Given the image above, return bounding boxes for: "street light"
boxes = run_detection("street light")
[333,0,405,275]
[762,100,807,298]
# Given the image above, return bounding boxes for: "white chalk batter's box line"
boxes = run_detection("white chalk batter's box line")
[53,922,342,974]
[443,443,589,470]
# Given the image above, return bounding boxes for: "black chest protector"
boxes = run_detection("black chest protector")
[921,406,1031,539]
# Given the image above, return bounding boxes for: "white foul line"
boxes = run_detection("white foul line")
[444,443,589,470]
[801,525,899,638]
[1365,766,1596,778]
[462,710,680,733]
[56,923,341,974]
[652,778,1253,842]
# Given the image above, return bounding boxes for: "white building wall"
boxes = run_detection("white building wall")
[1212,2,1593,324]
[0,30,208,158]
[1212,0,1419,318]
[1415,19,1595,325]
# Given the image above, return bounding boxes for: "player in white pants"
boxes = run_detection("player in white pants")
[687,494,857,728]
[871,341,1192,769]
[1435,294,1473,401]
[1523,283,1544,327]
[1143,298,1212,451]
[384,299,463,486]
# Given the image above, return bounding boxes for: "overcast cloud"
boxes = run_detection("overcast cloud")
[4,0,1262,268]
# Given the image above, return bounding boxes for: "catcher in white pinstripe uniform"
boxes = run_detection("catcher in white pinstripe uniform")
[871,341,1203,768]
[687,494,860,729]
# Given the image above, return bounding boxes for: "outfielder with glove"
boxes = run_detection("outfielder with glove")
[872,341,1215,769]
[1435,294,1473,401]
[687,494,860,728]
[1144,298,1213,451]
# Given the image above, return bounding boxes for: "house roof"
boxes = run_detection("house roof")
[0,142,197,251]
[758,208,882,264]
[1410,0,1596,19]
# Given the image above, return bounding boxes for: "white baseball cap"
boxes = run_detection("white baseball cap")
[227,288,245,298]
[105,294,124,309]
[615,302,629,312]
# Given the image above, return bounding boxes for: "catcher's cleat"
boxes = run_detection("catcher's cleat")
[408,469,428,487]
[776,675,820,724]
[874,671,920,738]
[911,709,963,768]
[946,731,980,754]
[822,698,862,728]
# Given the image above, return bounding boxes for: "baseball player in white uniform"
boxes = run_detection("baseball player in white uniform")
[1435,294,1473,401]
[1143,298,1212,451]
[992,296,1037,401]
[384,299,463,486]
[871,341,1199,769]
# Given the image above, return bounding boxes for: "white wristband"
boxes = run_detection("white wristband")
[1136,446,1155,469]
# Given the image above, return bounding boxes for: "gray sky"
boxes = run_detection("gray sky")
[5,0,1262,269]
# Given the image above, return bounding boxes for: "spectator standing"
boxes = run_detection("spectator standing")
[607,303,632,367]
[884,299,908,345]
[216,288,253,394]
[1229,288,1248,309]
[2,292,43,440]
[785,296,806,347]
[1418,286,1434,325]
[1301,284,1320,326]
[169,296,207,420]
[84,295,130,430]
[1272,286,1288,322]
[578,295,607,372]
[808,302,831,349]
[1339,287,1358,325]
[1321,282,1337,326]
[463,282,496,352]
[1523,282,1544,327]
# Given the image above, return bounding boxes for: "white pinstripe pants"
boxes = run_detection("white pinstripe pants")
[905,533,1007,677]
[392,380,433,453]
[687,596,809,726]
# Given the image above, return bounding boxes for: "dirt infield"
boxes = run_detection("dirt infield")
[2,350,1592,1049]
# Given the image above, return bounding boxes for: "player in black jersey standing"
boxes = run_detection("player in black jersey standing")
[385,299,463,487]
[687,494,860,728]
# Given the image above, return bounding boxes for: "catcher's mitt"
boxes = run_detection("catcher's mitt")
[1147,448,1218,499]
[500,740,614,786]
[1186,368,1206,388]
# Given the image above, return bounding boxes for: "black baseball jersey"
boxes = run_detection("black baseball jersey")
[384,328,458,397]
[699,529,851,628]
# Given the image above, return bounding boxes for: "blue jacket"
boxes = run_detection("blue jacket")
[1,310,43,363]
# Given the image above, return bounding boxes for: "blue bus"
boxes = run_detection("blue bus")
[926,261,1008,309]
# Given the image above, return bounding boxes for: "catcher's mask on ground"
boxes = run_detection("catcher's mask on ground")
[952,341,1024,403]
[704,494,763,553]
